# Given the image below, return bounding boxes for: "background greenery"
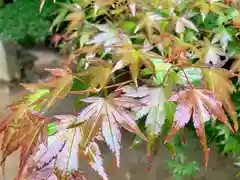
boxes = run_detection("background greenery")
[0,0,58,44]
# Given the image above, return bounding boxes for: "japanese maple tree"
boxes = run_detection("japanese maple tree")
[1,0,240,179]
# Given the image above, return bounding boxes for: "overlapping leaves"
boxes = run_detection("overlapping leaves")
[2,0,240,179]
[22,115,87,180]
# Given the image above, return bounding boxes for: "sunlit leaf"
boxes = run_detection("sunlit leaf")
[88,23,130,52]
[134,12,166,40]
[175,15,199,34]
[112,42,159,86]
[202,68,238,131]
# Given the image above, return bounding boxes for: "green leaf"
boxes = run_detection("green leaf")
[164,101,176,123]
[223,136,240,154]
[48,121,57,135]
[28,89,49,104]
[49,8,68,32]
[178,68,202,86]
[152,58,175,85]
[121,21,136,34]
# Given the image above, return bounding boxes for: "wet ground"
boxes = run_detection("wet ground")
[0,49,239,180]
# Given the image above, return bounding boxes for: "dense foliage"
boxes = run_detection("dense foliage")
[1,0,240,179]
[0,0,57,43]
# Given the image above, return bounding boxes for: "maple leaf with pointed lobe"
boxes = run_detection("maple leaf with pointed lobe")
[212,27,232,51]
[93,0,114,15]
[164,88,234,168]
[65,8,85,35]
[195,39,226,67]
[81,140,108,180]
[122,85,167,170]
[112,42,159,86]
[123,86,166,135]
[22,68,74,112]
[202,68,238,131]
[23,115,89,180]
[87,23,130,53]
[175,13,199,34]
[77,60,113,91]
[77,91,147,168]
[134,12,165,40]
[127,0,138,16]
[0,107,47,180]
[0,88,50,180]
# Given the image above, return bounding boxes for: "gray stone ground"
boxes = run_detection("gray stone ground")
[0,49,239,180]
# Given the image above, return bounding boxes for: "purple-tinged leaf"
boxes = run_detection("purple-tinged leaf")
[102,119,121,167]
[84,141,108,180]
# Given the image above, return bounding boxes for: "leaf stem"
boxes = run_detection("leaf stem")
[69,80,133,95]
[160,66,173,86]
[103,88,108,97]
[181,68,193,89]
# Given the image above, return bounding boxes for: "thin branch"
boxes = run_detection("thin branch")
[69,80,133,95]
[181,68,193,89]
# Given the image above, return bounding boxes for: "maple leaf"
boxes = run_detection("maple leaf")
[134,12,165,40]
[212,27,232,51]
[122,85,166,170]
[64,7,85,35]
[77,60,113,91]
[77,92,147,167]
[87,23,130,53]
[195,39,226,66]
[81,141,108,180]
[122,84,177,169]
[112,42,159,86]
[164,88,234,168]
[22,68,74,112]
[23,115,88,180]
[0,108,47,180]
[123,86,166,135]
[178,67,202,87]
[202,68,238,131]
[175,14,199,34]
[127,0,137,16]
[94,0,114,15]
[149,58,178,87]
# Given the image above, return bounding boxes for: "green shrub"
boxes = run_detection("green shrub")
[0,0,57,43]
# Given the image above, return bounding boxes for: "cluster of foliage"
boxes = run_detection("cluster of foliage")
[166,134,200,180]
[2,0,240,179]
[0,0,59,43]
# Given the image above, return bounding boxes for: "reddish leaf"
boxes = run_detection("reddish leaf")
[0,108,47,180]
[164,89,234,168]
[23,115,84,180]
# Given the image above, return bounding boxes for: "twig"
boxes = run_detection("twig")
[181,68,193,89]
